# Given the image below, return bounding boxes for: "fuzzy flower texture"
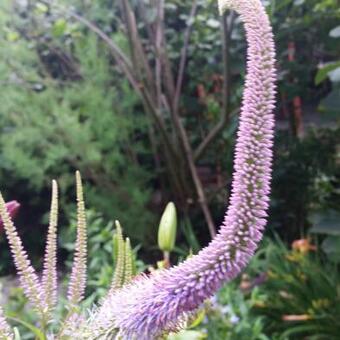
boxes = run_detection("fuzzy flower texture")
[89,0,277,338]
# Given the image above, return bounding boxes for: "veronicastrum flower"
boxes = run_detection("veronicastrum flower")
[0,0,276,338]
[87,0,276,338]
[0,173,89,338]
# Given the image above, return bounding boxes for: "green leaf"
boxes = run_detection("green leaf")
[188,309,206,329]
[13,327,21,340]
[315,61,340,85]
[318,88,340,113]
[328,67,340,83]
[281,324,328,338]
[35,2,48,14]
[8,317,46,340]
[329,25,340,38]
[52,19,67,37]
[206,19,220,29]
[274,0,294,12]
[309,210,340,236]
[181,217,201,254]
[321,236,340,263]
[6,31,20,42]
[167,330,207,340]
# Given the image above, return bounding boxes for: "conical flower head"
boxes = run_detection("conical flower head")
[158,202,177,253]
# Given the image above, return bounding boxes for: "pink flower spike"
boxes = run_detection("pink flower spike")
[0,201,20,231]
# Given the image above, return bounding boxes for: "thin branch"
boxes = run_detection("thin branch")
[118,1,191,200]
[141,86,179,160]
[160,0,216,237]
[173,0,198,114]
[67,10,179,163]
[152,2,178,144]
[221,12,233,125]
[155,0,164,109]
[137,1,155,42]
[194,11,237,161]
[162,56,177,107]
[137,1,176,120]
[120,0,155,97]
[58,1,215,236]
[194,108,238,161]
[156,1,176,109]
[171,116,217,237]
[69,11,140,92]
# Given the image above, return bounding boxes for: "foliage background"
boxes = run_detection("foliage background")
[0,0,339,338]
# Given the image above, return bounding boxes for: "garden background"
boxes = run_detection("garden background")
[0,0,339,338]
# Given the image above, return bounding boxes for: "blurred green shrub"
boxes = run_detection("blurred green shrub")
[309,209,340,263]
[196,237,340,339]
[203,284,270,340]
[248,238,340,339]
[0,3,156,250]
[270,128,340,240]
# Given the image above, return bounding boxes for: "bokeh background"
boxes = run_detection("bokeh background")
[0,0,339,338]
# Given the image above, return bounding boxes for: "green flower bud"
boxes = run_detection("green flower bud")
[158,202,177,253]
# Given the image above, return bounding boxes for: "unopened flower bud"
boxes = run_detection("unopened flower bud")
[158,202,177,253]
[0,201,20,231]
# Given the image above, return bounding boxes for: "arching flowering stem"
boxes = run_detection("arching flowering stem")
[88,0,276,338]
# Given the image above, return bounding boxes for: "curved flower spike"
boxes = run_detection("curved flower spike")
[88,0,276,338]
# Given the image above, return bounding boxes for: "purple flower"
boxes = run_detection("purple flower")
[89,0,276,338]
[0,201,20,232]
